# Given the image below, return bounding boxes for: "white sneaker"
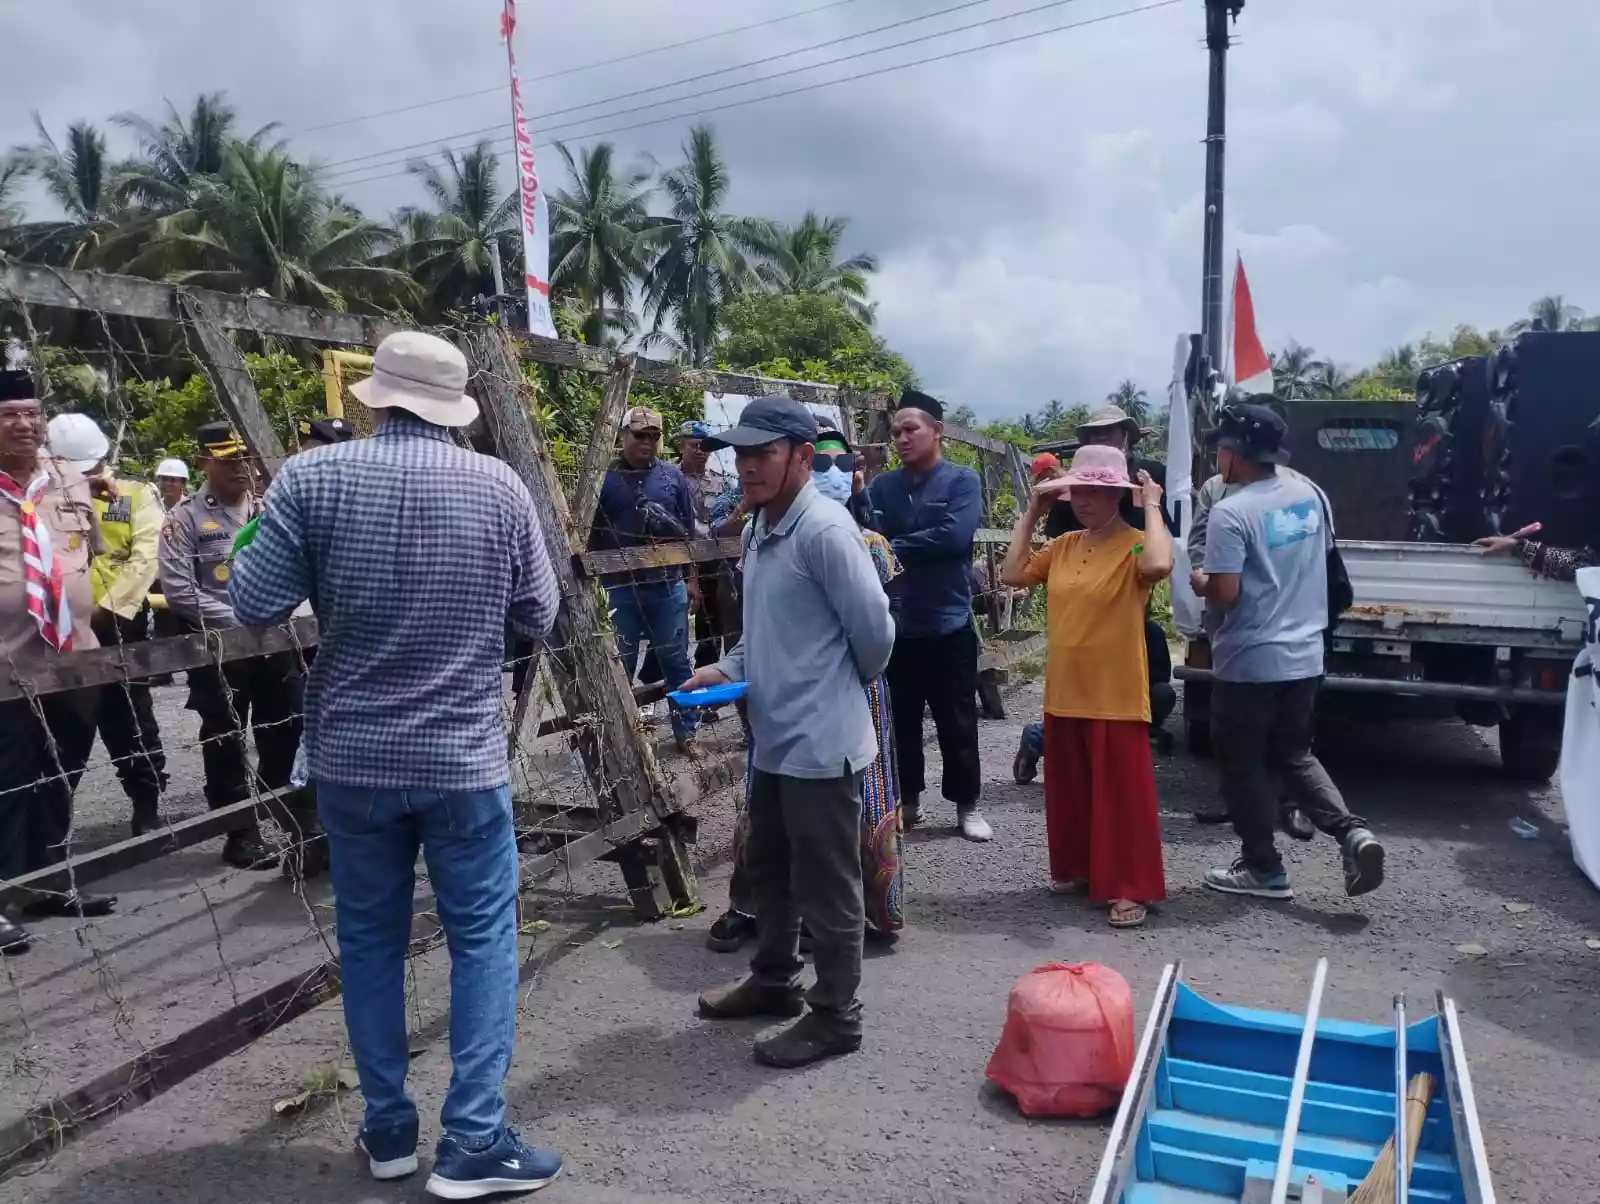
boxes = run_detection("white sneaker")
[959,809,993,842]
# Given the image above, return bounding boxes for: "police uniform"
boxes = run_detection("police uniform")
[90,476,170,831]
[156,422,311,871]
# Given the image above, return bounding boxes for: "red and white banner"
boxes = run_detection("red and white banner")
[501,0,556,338]
[1231,254,1274,395]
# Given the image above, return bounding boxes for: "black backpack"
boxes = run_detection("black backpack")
[1315,487,1354,624]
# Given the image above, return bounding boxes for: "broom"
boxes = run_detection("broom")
[1349,1072,1435,1204]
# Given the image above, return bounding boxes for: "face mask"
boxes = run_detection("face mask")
[813,465,853,503]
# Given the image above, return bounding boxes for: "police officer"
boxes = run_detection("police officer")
[157,421,311,872]
[295,416,354,451]
[46,414,171,837]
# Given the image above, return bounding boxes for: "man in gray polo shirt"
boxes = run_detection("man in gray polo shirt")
[681,397,895,1068]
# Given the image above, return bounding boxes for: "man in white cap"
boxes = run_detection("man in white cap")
[0,374,112,954]
[154,458,190,511]
[47,414,170,837]
[230,330,563,1196]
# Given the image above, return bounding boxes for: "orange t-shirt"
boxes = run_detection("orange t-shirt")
[1017,526,1152,722]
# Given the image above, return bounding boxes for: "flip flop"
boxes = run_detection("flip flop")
[1109,902,1148,929]
[1049,878,1088,896]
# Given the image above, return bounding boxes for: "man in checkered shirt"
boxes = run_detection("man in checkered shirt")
[230,332,565,1195]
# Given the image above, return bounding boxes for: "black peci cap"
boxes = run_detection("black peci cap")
[299,416,354,444]
[898,388,944,421]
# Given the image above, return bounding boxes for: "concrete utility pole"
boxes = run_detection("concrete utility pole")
[1200,0,1245,376]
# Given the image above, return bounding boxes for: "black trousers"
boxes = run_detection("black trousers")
[746,767,865,1028]
[1211,677,1366,876]
[693,567,738,670]
[885,625,982,809]
[187,649,315,839]
[0,690,98,882]
[91,609,169,810]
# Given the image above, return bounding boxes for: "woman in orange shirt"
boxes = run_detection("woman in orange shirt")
[1000,445,1173,927]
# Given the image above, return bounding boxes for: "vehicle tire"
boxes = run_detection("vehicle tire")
[1185,710,1212,758]
[1499,710,1562,783]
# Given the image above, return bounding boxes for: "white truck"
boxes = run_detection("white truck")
[1179,541,1585,781]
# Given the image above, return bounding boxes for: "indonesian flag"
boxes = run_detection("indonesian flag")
[501,1,557,339]
[1231,255,1274,395]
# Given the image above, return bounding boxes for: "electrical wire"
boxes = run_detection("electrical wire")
[297,0,874,135]
[318,0,1006,177]
[327,0,1181,193]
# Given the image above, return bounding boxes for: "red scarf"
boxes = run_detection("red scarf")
[0,469,72,651]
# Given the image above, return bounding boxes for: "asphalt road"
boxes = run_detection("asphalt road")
[3,679,1598,1204]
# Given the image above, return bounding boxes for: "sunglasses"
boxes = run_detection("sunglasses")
[812,451,856,472]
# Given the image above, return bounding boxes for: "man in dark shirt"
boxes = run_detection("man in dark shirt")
[589,407,701,753]
[867,389,991,842]
[1043,405,1172,538]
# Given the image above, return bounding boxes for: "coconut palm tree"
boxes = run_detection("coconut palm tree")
[548,140,654,348]
[5,115,121,266]
[111,92,277,212]
[0,156,26,228]
[760,211,877,325]
[1268,340,1319,400]
[392,141,519,317]
[1310,361,1354,398]
[152,143,411,310]
[640,125,778,366]
[1106,379,1150,424]
[1375,343,1420,393]
[1509,294,1587,335]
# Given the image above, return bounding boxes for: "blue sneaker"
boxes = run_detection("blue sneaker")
[426,1129,563,1199]
[357,1117,419,1181]
[1204,859,1293,900]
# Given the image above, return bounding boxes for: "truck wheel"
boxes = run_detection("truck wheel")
[1499,711,1562,783]
[1185,711,1212,758]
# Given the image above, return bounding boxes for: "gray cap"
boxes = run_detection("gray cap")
[703,396,819,451]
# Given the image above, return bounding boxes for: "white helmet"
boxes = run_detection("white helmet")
[46,413,111,474]
[155,457,189,480]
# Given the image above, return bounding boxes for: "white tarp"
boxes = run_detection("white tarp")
[1560,566,1600,890]
[702,392,842,476]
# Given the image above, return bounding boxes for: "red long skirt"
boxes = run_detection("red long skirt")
[1043,715,1167,904]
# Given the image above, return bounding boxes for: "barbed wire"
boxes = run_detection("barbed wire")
[0,282,1034,1173]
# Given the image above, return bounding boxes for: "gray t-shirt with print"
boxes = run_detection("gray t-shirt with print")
[1204,471,1333,683]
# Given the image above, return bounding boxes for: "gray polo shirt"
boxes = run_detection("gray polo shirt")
[716,482,896,779]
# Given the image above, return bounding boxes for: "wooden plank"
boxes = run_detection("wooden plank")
[0,259,402,347]
[578,536,743,576]
[569,353,637,541]
[0,796,275,908]
[0,616,319,702]
[0,961,341,1175]
[978,630,1048,674]
[465,328,670,826]
[942,421,1014,456]
[178,293,289,482]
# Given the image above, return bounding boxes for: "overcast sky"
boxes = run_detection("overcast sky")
[9,0,1600,418]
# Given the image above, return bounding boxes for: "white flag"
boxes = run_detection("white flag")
[502,1,556,339]
[1166,333,1204,637]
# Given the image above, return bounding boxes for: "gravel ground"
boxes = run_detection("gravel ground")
[3,679,1599,1204]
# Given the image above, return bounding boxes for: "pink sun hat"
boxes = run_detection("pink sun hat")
[1061,444,1136,489]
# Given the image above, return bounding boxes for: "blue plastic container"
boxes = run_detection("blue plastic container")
[667,681,749,708]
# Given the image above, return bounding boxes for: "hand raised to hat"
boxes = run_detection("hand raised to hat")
[1135,469,1162,509]
[1032,475,1073,501]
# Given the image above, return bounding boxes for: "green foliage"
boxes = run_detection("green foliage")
[716,293,914,394]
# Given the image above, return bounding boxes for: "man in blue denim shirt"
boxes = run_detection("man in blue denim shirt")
[867,390,991,842]
[589,406,701,753]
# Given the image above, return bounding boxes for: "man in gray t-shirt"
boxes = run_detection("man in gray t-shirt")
[1190,401,1385,904]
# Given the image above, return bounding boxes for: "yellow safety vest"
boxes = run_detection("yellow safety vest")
[91,478,159,615]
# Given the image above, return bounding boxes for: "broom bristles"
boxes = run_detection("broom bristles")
[1349,1072,1436,1204]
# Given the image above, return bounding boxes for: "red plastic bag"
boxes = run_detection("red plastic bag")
[985,962,1135,1117]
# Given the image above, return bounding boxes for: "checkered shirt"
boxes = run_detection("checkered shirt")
[230,415,559,790]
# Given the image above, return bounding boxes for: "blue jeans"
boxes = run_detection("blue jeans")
[610,580,697,741]
[318,782,519,1145]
